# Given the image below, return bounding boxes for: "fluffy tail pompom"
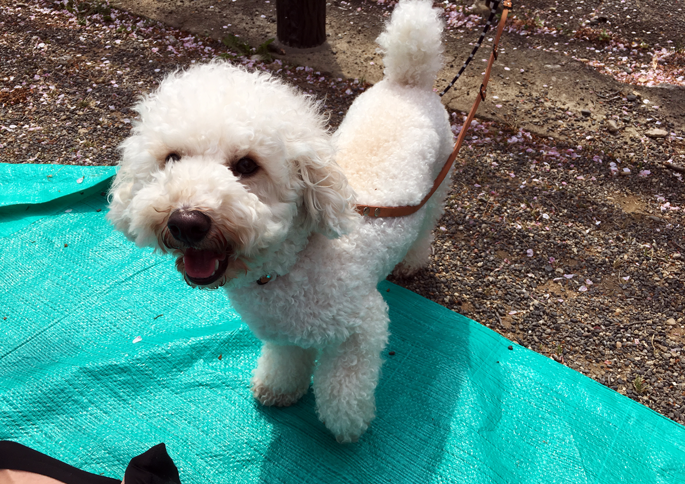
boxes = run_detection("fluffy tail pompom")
[376,0,444,90]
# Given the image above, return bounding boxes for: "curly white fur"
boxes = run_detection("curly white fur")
[108,0,453,443]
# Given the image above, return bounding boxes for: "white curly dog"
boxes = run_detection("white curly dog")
[108,0,453,443]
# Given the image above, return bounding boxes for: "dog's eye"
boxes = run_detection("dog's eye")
[165,153,181,163]
[233,157,259,177]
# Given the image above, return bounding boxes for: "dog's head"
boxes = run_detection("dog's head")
[108,62,359,289]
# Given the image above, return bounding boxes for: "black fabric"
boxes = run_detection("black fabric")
[0,441,119,484]
[123,444,181,484]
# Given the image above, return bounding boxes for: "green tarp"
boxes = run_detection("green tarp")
[0,163,116,207]
[0,163,116,237]
[1,163,683,483]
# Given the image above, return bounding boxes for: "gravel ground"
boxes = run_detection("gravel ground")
[1,0,683,425]
[501,0,685,89]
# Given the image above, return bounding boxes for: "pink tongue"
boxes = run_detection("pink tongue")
[184,249,221,279]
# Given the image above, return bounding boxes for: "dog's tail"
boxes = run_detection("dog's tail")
[376,0,444,90]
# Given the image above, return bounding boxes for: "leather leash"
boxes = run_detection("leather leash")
[355,0,512,218]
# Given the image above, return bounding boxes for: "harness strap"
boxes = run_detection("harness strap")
[355,0,512,218]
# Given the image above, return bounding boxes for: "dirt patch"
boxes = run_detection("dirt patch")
[536,280,565,297]
[669,326,685,346]
[460,300,476,315]
[616,194,648,215]
[596,276,622,298]
[499,309,514,329]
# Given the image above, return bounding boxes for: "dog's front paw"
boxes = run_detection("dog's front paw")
[333,423,370,444]
[251,377,308,407]
[316,394,375,444]
[322,414,372,444]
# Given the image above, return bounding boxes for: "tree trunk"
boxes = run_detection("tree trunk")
[277,0,326,48]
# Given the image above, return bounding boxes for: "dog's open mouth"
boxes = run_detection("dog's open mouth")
[182,248,230,286]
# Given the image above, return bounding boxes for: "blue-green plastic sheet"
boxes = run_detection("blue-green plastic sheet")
[0,163,116,207]
[0,163,684,483]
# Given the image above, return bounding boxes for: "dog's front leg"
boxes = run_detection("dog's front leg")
[251,343,317,407]
[313,299,389,443]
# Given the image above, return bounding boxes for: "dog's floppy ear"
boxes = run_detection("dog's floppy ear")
[294,143,360,239]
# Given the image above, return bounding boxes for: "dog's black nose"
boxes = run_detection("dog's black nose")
[167,210,212,246]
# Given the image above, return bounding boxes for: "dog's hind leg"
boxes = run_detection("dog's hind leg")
[393,226,434,277]
[313,292,389,442]
[394,177,452,277]
[251,343,317,407]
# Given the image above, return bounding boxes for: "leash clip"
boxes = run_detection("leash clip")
[502,0,512,9]
[479,84,487,101]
